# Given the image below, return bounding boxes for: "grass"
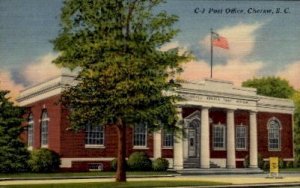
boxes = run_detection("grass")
[0,181,229,188]
[280,167,300,172]
[0,171,177,179]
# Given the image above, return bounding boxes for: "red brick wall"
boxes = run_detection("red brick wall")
[210,109,227,159]
[257,112,293,159]
[68,161,111,172]
[162,149,173,158]
[23,95,62,154]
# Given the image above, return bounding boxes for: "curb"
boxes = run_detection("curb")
[0,174,176,181]
[184,182,300,188]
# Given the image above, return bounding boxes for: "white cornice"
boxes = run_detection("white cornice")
[17,76,295,115]
[257,95,294,114]
[17,73,76,106]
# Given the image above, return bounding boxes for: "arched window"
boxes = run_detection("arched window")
[268,117,281,151]
[40,110,49,147]
[28,113,34,147]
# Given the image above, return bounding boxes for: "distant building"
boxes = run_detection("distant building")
[17,72,294,171]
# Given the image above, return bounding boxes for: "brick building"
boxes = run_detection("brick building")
[17,72,294,171]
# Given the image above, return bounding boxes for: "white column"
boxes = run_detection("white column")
[183,125,188,160]
[153,130,162,159]
[226,109,236,168]
[200,107,210,168]
[173,108,184,170]
[249,111,258,168]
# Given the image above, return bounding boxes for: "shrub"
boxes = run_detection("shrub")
[294,155,300,168]
[278,158,285,169]
[111,158,117,171]
[111,158,127,171]
[263,161,269,171]
[258,153,264,169]
[243,155,249,168]
[127,152,152,171]
[28,148,61,173]
[152,158,169,171]
[286,161,294,168]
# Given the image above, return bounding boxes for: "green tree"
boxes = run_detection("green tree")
[52,0,188,182]
[292,91,300,159]
[242,77,294,98]
[0,89,29,173]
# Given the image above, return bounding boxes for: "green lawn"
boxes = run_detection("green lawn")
[0,181,229,188]
[280,168,300,172]
[0,171,177,179]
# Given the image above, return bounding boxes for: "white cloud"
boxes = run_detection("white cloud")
[0,70,24,101]
[22,53,61,85]
[160,41,188,55]
[201,22,263,59]
[277,61,300,89]
[181,22,265,86]
[180,59,263,86]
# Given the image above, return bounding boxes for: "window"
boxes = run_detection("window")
[88,163,103,171]
[85,125,104,146]
[268,117,281,151]
[40,110,49,147]
[163,130,174,148]
[28,113,34,147]
[134,123,147,147]
[213,123,225,150]
[236,125,247,150]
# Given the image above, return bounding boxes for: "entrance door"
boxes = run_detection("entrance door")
[188,129,196,157]
[188,119,199,157]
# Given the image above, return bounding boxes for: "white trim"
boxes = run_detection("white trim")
[210,158,226,168]
[162,146,173,149]
[84,145,105,149]
[133,146,149,150]
[27,146,33,151]
[153,130,162,159]
[60,157,115,168]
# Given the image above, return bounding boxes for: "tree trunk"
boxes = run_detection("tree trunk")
[115,118,127,182]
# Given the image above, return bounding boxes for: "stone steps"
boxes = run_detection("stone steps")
[183,159,221,168]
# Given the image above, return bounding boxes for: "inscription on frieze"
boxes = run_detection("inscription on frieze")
[180,93,249,105]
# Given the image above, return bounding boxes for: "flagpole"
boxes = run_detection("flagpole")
[210,28,213,78]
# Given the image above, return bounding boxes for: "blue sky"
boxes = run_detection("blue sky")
[0,0,300,99]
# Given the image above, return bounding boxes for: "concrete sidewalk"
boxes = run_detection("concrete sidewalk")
[0,173,299,187]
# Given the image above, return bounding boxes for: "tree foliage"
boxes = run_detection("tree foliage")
[242,77,294,98]
[292,91,300,156]
[0,90,29,173]
[52,0,188,181]
[53,0,187,130]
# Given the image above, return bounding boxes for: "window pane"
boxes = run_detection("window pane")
[134,123,147,146]
[213,125,225,149]
[163,131,173,147]
[41,111,48,146]
[236,126,247,150]
[268,119,281,150]
[85,125,104,145]
[28,114,34,147]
